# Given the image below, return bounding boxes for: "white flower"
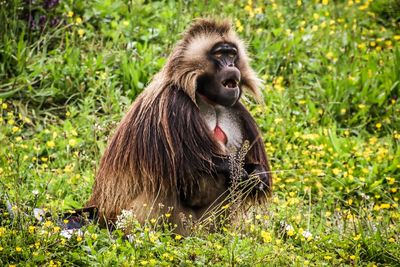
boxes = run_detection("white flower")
[302,230,312,239]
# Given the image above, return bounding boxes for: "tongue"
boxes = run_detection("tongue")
[213,125,227,145]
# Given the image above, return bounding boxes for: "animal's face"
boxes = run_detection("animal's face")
[196,42,242,107]
[165,19,261,105]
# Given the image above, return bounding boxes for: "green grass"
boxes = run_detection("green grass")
[1,0,399,266]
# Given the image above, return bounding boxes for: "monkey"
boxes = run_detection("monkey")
[86,19,272,235]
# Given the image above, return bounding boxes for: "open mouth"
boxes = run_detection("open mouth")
[222,79,239,89]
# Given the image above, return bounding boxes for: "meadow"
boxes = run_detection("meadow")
[0,0,399,266]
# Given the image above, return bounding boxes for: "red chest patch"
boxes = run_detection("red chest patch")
[213,125,227,145]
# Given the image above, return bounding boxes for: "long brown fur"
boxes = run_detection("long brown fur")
[86,19,272,234]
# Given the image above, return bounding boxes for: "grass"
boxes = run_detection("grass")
[0,0,399,266]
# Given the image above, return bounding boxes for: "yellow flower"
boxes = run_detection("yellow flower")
[332,168,341,175]
[175,234,182,240]
[353,234,361,241]
[122,20,129,26]
[77,29,85,37]
[15,246,22,252]
[46,140,56,148]
[326,51,334,60]
[261,230,272,242]
[350,255,356,260]
[29,225,35,234]
[2,103,8,109]
[12,126,19,133]
[69,138,77,147]
[44,220,53,227]
[386,177,395,185]
[75,17,82,24]
[0,227,6,236]
[394,35,400,41]
[77,236,83,242]
[235,20,243,33]
[324,255,332,260]
[322,0,329,5]
[67,11,74,17]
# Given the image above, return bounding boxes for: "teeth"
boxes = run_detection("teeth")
[223,80,238,88]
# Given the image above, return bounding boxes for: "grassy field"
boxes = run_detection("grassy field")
[1,0,399,266]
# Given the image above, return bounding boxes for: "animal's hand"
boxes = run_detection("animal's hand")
[252,166,270,192]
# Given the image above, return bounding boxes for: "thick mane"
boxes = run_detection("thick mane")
[88,83,222,218]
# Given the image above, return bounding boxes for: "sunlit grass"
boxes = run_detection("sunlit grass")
[0,0,399,265]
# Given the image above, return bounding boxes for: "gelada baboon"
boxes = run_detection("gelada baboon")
[86,19,272,234]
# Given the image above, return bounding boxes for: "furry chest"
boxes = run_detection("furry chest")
[198,99,243,152]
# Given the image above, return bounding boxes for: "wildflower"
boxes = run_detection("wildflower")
[322,0,329,4]
[16,246,22,252]
[77,236,83,242]
[326,51,334,60]
[302,230,313,240]
[332,168,341,175]
[261,230,272,243]
[389,237,395,243]
[2,103,7,109]
[69,138,77,147]
[44,220,53,227]
[386,177,395,185]
[324,255,332,260]
[0,227,5,236]
[375,123,382,129]
[285,224,295,236]
[77,29,85,37]
[394,35,400,41]
[75,17,82,24]
[353,234,361,241]
[46,140,56,148]
[29,225,35,234]
[235,20,244,33]
[67,11,74,17]
[350,255,356,260]
[175,234,182,240]
[325,211,332,217]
